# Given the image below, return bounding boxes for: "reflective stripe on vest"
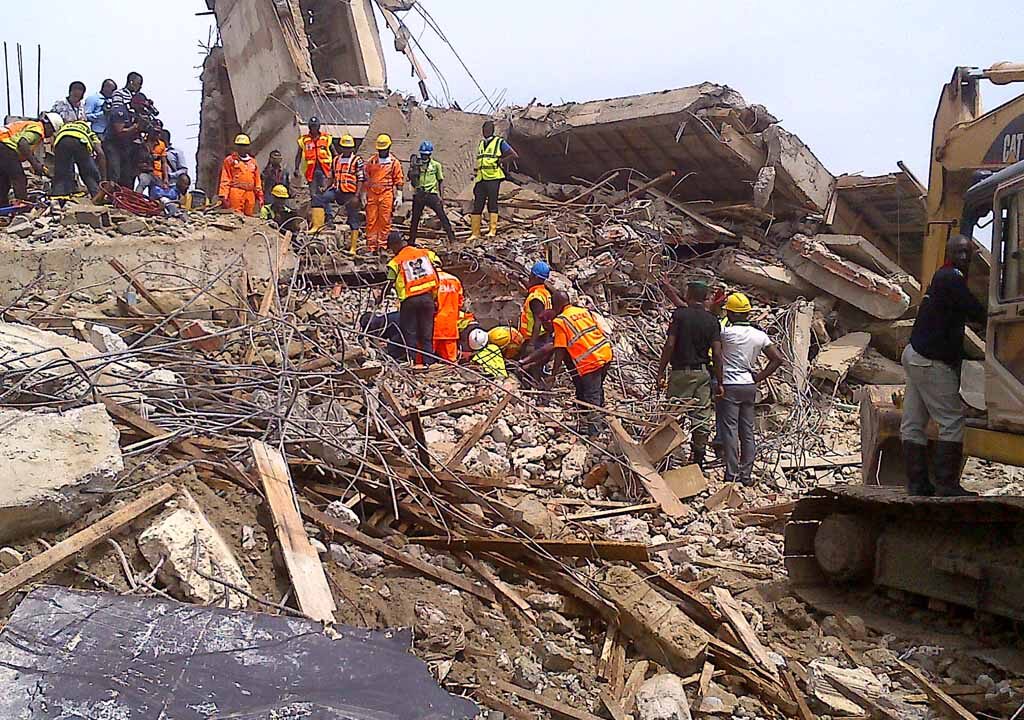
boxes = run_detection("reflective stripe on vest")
[333,154,360,193]
[55,121,98,153]
[554,305,613,376]
[519,284,551,337]
[476,136,505,181]
[301,133,333,180]
[472,344,508,378]
[394,246,439,298]
[1,120,43,152]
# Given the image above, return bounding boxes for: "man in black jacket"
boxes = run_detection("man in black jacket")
[901,235,987,497]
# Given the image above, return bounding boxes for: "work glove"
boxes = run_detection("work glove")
[393,190,403,211]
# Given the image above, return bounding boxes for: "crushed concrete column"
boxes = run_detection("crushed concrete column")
[138,494,251,610]
[597,566,710,676]
[811,332,871,385]
[0,404,123,543]
[717,250,816,299]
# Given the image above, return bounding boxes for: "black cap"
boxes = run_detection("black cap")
[308,116,320,125]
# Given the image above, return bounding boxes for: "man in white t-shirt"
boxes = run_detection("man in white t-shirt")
[719,293,784,485]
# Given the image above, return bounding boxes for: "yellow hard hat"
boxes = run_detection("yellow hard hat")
[488,327,511,347]
[724,292,752,313]
[234,133,252,146]
[375,133,392,150]
[271,184,289,199]
[340,134,355,148]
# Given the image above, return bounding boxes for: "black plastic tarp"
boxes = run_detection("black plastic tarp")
[0,586,478,719]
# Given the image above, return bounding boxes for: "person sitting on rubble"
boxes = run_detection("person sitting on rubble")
[719,292,784,486]
[51,118,106,199]
[151,173,194,213]
[654,280,723,469]
[467,328,507,379]
[260,184,301,232]
[359,310,406,362]
[0,113,61,208]
[135,132,168,197]
[379,230,441,367]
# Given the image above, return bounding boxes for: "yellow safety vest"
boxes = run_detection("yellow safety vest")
[519,284,552,338]
[55,121,100,153]
[472,344,508,378]
[1,120,43,153]
[476,136,506,182]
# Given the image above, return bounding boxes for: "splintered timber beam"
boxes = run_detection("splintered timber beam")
[414,536,651,562]
[609,419,690,518]
[446,391,514,466]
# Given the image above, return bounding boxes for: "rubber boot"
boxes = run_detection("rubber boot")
[932,440,977,497]
[310,207,326,232]
[690,445,706,470]
[487,213,498,238]
[348,229,359,256]
[468,214,482,241]
[902,441,933,497]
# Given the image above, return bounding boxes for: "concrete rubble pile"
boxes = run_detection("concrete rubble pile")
[0,85,1022,720]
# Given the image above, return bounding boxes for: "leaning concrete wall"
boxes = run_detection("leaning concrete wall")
[197,47,240,197]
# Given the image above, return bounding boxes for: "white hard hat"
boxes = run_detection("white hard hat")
[468,328,489,351]
[43,112,64,133]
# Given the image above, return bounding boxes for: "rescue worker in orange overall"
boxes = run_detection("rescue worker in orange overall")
[433,270,465,363]
[218,134,263,216]
[295,116,333,197]
[364,134,404,252]
[379,231,440,366]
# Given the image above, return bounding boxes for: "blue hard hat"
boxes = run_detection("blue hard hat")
[530,261,551,279]
[419,140,434,154]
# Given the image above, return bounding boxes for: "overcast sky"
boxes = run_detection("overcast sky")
[3,0,1022,186]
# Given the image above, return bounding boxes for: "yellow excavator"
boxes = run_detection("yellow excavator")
[785,64,1024,622]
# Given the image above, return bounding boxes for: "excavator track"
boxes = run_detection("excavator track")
[785,486,1024,622]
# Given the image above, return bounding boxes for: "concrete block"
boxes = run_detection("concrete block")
[0,404,122,543]
[138,501,251,610]
[782,235,911,319]
[637,673,693,720]
[597,565,710,676]
[849,347,906,385]
[116,219,149,235]
[816,233,921,304]
[0,547,24,570]
[811,332,871,385]
[717,250,815,299]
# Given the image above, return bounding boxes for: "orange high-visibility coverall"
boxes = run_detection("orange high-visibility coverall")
[433,271,464,362]
[218,153,263,216]
[364,154,403,250]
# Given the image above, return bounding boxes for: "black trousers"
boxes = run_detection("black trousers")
[410,191,456,243]
[399,293,435,365]
[472,179,501,214]
[0,144,28,206]
[53,137,101,196]
[574,365,607,435]
[105,141,136,188]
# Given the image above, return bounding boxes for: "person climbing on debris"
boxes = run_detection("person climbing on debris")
[261,184,300,231]
[296,116,333,197]
[218,134,263,216]
[311,134,365,254]
[51,119,106,198]
[467,328,507,379]
[655,280,723,468]
[519,260,553,385]
[0,113,62,207]
[719,292,784,485]
[901,234,987,497]
[469,120,518,240]
[549,290,614,436]
[433,269,465,363]
[380,231,440,367]
[408,140,457,245]
[488,325,526,359]
[365,134,404,252]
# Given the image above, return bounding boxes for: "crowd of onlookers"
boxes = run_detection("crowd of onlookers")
[0,71,192,209]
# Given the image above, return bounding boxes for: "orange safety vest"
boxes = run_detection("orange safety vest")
[553,305,613,377]
[519,283,552,337]
[333,154,361,193]
[389,245,439,300]
[151,139,167,177]
[366,154,403,193]
[299,132,333,181]
[0,120,44,152]
[434,271,464,340]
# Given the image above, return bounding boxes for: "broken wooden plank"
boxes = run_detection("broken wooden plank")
[301,503,496,604]
[639,563,722,632]
[599,691,628,720]
[641,416,687,462]
[0,484,177,597]
[621,660,650,715]
[816,664,901,720]
[494,679,605,720]
[446,391,513,466]
[609,419,689,518]
[779,453,860,470]
[251,440,336,624]
[691,661,716,714]
[712,587,779,680]
[704,483,743,511]
[475,689,535,720]
[567,502,659,522]
[415,536,650,562]
[108,258,184,332]
[782,669,816,720]
[456,551,533,617]
[663,464,709,499]
[897,660,978,720]
[402,393,489,421]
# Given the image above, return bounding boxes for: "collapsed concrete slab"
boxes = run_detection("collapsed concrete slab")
[0,404,122,543]
[811,332,871,385]
[849,347,906,385]
[816,233,921,304]
[781,235,911,320]
[718,250,815,299]
[138,495,251,610]
[598,565,710,676]
[863,319,984,361]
